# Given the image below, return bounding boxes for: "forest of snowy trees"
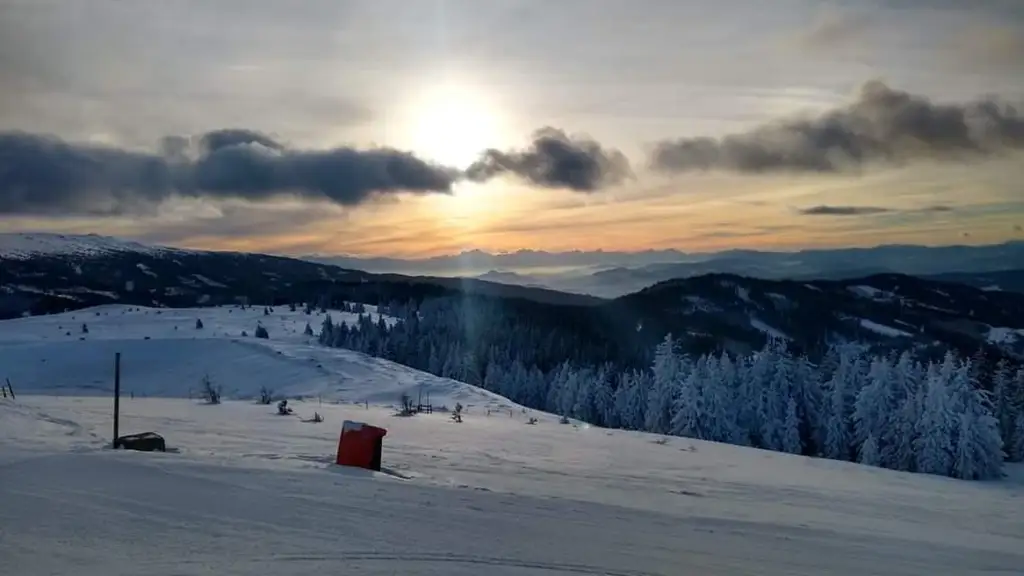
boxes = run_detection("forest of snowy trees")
[316,298,1024,480]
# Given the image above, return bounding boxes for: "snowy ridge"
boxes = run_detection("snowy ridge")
[0,232,191,260]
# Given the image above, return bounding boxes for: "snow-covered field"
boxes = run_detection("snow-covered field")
[2,305,1023,575]
[0,304,512,410]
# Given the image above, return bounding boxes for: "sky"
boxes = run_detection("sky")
[1,0,1023,258]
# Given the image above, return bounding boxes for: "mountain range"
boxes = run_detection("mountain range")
[306,241,1024,298]
[3,233,1024,364]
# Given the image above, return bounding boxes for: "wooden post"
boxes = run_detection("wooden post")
[112,352,121,448]
[5,378,14,400]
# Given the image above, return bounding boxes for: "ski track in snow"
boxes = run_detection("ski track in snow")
[1,305,1023,575]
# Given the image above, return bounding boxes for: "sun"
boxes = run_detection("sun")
[401,80,505,170]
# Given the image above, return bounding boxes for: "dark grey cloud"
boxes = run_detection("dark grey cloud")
[650,81,1024,175]
[198,129,285,154]
[0,129,458,215]
[798,205,892,216]
[465,127,632,192]
[798,204,956,216]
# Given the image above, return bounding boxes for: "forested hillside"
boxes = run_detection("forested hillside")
[317,301,1023,480]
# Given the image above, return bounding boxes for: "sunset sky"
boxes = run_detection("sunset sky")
[1,0,1023,258]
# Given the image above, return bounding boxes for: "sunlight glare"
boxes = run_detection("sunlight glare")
[402,79,505,170]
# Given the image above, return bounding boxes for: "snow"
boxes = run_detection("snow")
[193,274,227,288]
[136,262,158,278]
[735,285,752,303]
[61,286,121,299]
[682,295,718,312]
[860,318,913,338]
[848,285,895,301]
[987,326,1023,345]
[0,232,188,260]
[1,306,1023,575]
[749,316,790,340]
[0,304,506,411]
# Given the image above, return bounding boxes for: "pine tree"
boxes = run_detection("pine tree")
[759,345,792,451]
[646,334,678,434]
[625,371,650,431]
[915,366,955,477]
[822,349,855,461]
[852,356,894,456]
[782,396,803,454]
[859,433,880,467]
[1011,414,1024,462]
[949,364,1004,480]
[881,353,922,472]
[318,314,334,346]
[991,361,1019,459]
[671,361,705,439]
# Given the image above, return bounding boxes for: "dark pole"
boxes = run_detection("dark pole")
[112,352,121,448]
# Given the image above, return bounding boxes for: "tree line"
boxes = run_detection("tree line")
[316,297,1022,480]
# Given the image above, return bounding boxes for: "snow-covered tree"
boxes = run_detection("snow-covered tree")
[822,347,859,460]
[671,358,706,439]
[859,433,880,467]
[782,397,803,455]
[305,291,1016,481]
[1010,414,1024,462]
[948,361,1004,480]
[915,366,956,477]
[703,354,740,443]
[646,334,679,434]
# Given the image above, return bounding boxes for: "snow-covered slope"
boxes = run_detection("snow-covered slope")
[0,304,513,411]
[0,232,189,260]
[2,305,1023,575]
[3,394,1023,575]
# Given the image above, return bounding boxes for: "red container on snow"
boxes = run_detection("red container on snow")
[335,420,387,471]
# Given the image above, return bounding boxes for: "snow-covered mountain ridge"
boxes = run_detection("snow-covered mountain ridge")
[3,232,1024,361]
[0,232,192,260]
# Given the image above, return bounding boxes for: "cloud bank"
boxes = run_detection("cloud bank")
[650,81,1024,175]
[0,126,635,216]
[0,129,459,215]
[466,127,632,192]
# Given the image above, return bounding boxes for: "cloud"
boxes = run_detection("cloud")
[649,81,1024,175]
[797,204,955,216]
[792,5,874,51]
[798,205,891,216]
[197,129,285,154]
[465,127,632,191]
[0,130,459,215]
[949,23,1024,72]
